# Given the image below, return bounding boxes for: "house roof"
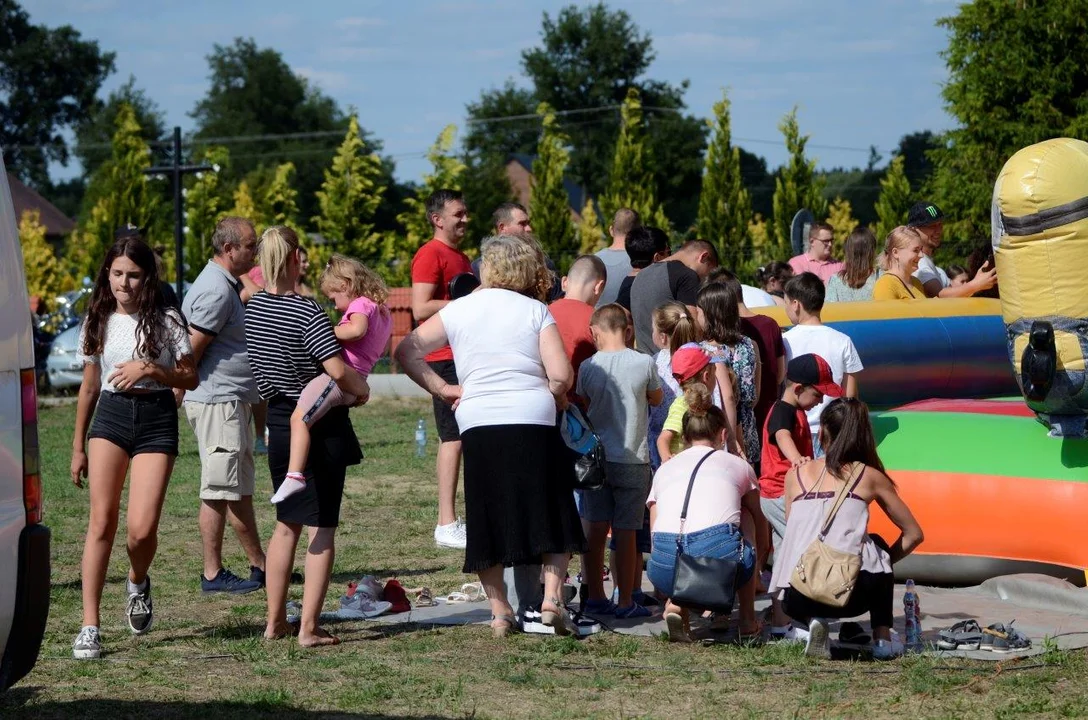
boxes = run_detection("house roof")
[508,153,589,214]
[7,173,76,237]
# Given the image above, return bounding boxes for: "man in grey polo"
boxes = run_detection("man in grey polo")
[180,216,266,594]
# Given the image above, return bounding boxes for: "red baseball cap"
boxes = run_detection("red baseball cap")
[786,353,843,397]
[672,344,710,383]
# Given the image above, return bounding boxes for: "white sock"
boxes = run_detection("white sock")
[271,473,307,504]
[127,577,148,595]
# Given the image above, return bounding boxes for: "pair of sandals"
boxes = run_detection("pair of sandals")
[937,619,1032,652]
[446,582,487,603]
[492,598,576,638]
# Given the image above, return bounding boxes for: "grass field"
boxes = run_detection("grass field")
[2,397,1087,719]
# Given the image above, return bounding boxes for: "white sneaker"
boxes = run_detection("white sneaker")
[804,618,831,659]
[338,592,393,619]
[770,624,811,643]
[873,639,905,660]
[73,625,101,659]
[434,519,467,549]
[520,605,600,637]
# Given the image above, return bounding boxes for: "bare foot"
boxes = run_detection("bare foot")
[264,620,300,640]
[298,627,341,647]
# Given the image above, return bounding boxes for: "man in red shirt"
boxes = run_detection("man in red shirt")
[549,255,606,400]
[410,189,473,549]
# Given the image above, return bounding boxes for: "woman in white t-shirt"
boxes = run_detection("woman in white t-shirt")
[395,234,585,638]
[69,237,197,660]
[646,383,762,643]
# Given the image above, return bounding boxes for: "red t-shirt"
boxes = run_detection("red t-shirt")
[741,314,785,437]
[548,298,596,395]
[411,239,472,363]
[758,400,813,499]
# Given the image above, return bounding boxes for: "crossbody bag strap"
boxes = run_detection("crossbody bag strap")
[677,448,718,538]
[817,462,864,539]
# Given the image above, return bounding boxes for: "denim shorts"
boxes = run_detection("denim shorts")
[646,523,755,599]
[88,390,179,457]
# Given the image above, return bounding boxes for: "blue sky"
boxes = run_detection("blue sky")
[26,0,961,183]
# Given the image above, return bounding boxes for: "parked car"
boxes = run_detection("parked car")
[0,159,51,691]
[45,323,83,391]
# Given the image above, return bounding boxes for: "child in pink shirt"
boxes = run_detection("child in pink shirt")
[271,254,393,503]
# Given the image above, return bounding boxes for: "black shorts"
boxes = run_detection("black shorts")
[428,359,461,442]
[266,395,363,528]
[88,390,179,457]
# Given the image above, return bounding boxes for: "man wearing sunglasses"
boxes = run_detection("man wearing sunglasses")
[788,222,843,284]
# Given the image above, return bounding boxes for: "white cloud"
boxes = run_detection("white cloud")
[296,67,351,91]
[337,16,384,28]
[840,39,898,55]
[656,32,761,58]
[317,46,392,62]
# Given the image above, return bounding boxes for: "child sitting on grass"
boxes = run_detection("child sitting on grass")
[576,304,663,618]
[271,255,393,504]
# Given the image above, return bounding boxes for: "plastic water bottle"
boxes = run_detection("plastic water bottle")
[903,579,921,649]
[414,419,427,458]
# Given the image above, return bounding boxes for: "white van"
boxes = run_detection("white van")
[0,156,51,691]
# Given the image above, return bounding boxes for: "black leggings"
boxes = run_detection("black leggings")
[782,534,895,629]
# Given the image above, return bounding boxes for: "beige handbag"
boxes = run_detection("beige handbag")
[789,463,865,608]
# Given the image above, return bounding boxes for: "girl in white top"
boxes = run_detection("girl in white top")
[646,382,764,642]
[70,237,197,660]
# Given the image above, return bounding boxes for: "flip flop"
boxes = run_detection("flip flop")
[937,619,983,650]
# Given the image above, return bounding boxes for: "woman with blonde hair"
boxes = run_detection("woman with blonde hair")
[244,226,372,647]
[872,226,927,301]
[826,228,881,303]
[395,233,586,637]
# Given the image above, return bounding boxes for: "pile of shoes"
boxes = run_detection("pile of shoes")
[937,619,1032,652]
[338,575,393,619]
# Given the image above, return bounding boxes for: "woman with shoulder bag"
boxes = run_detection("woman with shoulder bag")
[768,397,924,659]
[645,381,762,643]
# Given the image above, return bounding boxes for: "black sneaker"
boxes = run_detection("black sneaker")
[202,567,262,594]
[248,566,303,589]
[126,577,154,635]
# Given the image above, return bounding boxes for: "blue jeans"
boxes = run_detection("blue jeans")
[646,523,755,598]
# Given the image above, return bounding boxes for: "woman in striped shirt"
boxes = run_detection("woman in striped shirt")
[245,226,371,647]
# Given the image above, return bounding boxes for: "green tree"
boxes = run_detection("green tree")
[576,199,605,254]
[530,103,576,270]
[69,103,166,280]
[0,0,115,185]
[696,90,753,271]
[895,131,940,192]
[183,146,230,280]
[229,180,263,230]
[873,155,912,243]
[772,108,827,256]
[74,76,166,179]
[826,197,859,257]
[929,0,1088,258]
[313,115,387,268]
[599,89,664,228]
[19,209,65,299]
[388,126,466,284]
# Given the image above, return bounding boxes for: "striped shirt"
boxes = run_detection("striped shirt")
[245,291,341,400]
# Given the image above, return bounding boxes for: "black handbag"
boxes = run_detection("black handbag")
[669,450,742,614]
[561,405,606,490]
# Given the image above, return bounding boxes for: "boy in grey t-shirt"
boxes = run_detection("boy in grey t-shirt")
[576,304,663,618]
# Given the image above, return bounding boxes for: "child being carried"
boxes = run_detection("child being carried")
[271,254,393,504]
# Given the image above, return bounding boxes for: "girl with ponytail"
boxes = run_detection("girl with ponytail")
[646,381,762,642]
[648,301,701,469]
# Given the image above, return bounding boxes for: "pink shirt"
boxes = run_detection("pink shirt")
[339,296,392,376]
[647,446,757,534]
[788,254,844,284]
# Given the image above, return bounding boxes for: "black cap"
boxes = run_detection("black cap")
[907,202,943,228]
[114,223,144,240]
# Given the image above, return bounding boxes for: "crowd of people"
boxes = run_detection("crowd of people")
[69,189,979,660]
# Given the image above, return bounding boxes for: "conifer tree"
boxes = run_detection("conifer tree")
[576,198,605,254]
[874,155,912,244]
[772,108,827,256]
[696,90,752,270]
[229,180,262,229]
[530,103,576,271]
[826,197,858,257]
[313,115,387,268]
[183,146,229,280]
[20,210,65,299]
[599,88,667,228]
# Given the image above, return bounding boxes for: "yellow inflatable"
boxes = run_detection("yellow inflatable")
[992,138,1088,437]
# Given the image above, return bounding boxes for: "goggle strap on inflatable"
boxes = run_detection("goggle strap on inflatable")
[1001,194,1088,236]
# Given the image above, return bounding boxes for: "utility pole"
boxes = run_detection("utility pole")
[144,126,214,301]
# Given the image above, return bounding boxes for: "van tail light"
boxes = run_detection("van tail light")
[20,368,42,524]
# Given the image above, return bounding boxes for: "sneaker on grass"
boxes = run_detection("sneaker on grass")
[521,605,600,637]
[770,624,811,643]
[126,576,154,635]
[202,567,262,594]
[434,518,467,549]
[72,625,101,660]
[338,592,392,619]
[804,618,831,659]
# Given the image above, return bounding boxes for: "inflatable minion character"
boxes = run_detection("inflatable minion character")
[992,138,1088,438]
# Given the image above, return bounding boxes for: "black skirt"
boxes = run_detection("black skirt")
[461,423,587,573]
[266,395,362,528]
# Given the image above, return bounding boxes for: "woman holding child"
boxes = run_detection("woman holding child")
[770,397,924,659]
[646,346,762,643]
[395,234,586,638]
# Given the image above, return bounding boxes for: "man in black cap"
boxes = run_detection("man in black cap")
[906,201,996,298]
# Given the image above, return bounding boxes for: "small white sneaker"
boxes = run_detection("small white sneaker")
[434,519,467,549]
[73,625,101,659]
[873,638,905,660]
[804,618,831,659]
[770,624,811,643]
[338,592,393,619]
